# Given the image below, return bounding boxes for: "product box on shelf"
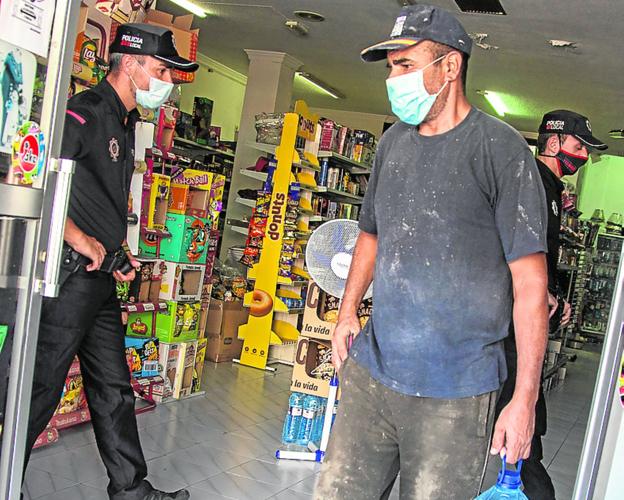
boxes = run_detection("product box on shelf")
[204,230,220,280]
[173,340,198,399]
[201,283,213,305]
[155,105,178,153]
[171,168,214,219]
[125,337,160,378]
[141,173,171,231]
[301,281,372,341]
[155,301,201,343]
[205,299,248,362]
[95,0,151,24]
[158,261,206,302]
[127,261,160,304]
[208,174,226,229]
[160,213,210,264]
[154,342,182,402]
[168,184,190,215]
[175,112,196,142]
[191,338,208,393]
[144,10,199,83]
[290,336,340,399]
[193,97,214,144]
[125,311,154,338]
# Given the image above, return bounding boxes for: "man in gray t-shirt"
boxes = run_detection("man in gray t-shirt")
[315,5,549,500]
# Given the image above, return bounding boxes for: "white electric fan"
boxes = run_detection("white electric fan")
[276,219,373,462]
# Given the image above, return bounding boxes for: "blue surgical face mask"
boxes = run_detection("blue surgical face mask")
[129,60,174,109]
[386,55,448,126]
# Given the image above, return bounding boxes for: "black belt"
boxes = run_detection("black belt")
[61,245,133,275]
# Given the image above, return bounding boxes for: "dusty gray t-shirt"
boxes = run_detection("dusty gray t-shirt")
[351,107,548,398]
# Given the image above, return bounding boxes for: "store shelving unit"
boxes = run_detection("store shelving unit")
[581,233,623,340]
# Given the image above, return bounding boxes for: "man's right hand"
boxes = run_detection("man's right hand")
[332,314,361,371]
[72,234,106,271]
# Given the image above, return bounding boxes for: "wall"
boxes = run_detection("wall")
[577,155,624,220]
[179,54,247,142]
[308,107,396,139]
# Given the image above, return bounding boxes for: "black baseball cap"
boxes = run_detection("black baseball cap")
[361,4,472,62]
[539,110,608,150]
[110,23,199,72]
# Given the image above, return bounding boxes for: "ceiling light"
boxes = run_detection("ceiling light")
[477,90,508,117]
[294,11,325,22]
[454,0,506,15]
[169,0,207,18]
[296,72,344,99]
[284,20,309,36]
[608,129,624,139]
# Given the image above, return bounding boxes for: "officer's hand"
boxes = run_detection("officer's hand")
[561,300,572,326]
[332,314,360,371]
[548,292,559,319]
[74,234,106,271]
[113,257,141,283]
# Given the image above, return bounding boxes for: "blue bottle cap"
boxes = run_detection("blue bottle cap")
[496,457,523,490]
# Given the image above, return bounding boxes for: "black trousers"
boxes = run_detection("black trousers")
[25,269,150,499]
[495,333,556,500]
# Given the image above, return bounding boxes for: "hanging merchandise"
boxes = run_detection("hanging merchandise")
[9,121,45,185]
[0,40,36,155]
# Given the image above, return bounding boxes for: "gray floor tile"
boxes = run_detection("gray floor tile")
[271,489,313,500]
[288,474,320,495]
[146,454,224,486]
[191,471,284,499]
[227,459,315,488]
[552,478,574,500]
[35,484,108,500]
[29,444,106,483]
[166,443,251,473]
[22,468,77,500]
[185,487,235,500]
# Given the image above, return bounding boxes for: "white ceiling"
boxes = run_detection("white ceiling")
[160,0,624,153]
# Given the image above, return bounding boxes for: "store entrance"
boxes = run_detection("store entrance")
[0,1,82,498]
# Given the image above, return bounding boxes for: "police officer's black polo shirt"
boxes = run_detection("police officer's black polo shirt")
[535,158,564,294]
[61,79,140,252]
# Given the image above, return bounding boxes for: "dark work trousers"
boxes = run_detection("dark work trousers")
[495,330,555,500]
[24,268,150,500]
[315,358,497,500]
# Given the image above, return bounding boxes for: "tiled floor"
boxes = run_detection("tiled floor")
[24,347,601,500]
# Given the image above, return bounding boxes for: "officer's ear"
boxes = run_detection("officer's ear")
[546,134,561,155]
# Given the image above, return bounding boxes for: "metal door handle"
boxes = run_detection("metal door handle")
[40,158,75,297]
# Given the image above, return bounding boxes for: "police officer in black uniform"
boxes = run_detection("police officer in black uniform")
[496,110,607,499]
[24,24,198,500]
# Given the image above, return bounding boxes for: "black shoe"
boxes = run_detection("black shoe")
[143,488,190,500]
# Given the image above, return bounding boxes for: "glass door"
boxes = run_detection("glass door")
[0,2,81,498]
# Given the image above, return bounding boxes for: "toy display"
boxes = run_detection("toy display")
[158,261,206,302]
[156,301,201,343]
[125,311,154,338]
[160,213,210,264]
[154,342,181,402]
[125,337,160,378]
[191,338,207,393]
[173,340,197,398]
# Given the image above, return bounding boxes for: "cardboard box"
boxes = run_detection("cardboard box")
[204,230,220,281]
[201,283,213,305]
[125,337,160,378]
[158,261,206,302]
[171,169,214,219]
[301,281,371,341]
[156,301,201,343]
[95,0,151,24]
[205,300,247,362]
[198,302,209,338]
[155,342,182,402]
[192,338,208,393]
[168,184,190,214]
[173,340,198,399]
[145,9,199,83]
[208,175,226,230]
[126,311,154,338]
[290,336,340,399]
[140,173,171,231]
[160,213,210,264]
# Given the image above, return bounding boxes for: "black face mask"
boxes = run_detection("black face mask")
[544,136,588,176]
[556,148,588,176]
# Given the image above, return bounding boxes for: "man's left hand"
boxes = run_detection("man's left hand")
[561,300,572,327]
[490,398,536,464]
[114,256,141,283]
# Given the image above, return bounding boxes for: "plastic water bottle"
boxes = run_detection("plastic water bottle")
[311,397,326,445]
[296,395,320,446]
[281,392,304,444]
[476,457,528,499]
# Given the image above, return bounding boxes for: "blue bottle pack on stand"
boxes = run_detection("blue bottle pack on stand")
[311,397,326,445]
[296,395,320,446]
[281,392,305,444]
[475,457,528,499]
